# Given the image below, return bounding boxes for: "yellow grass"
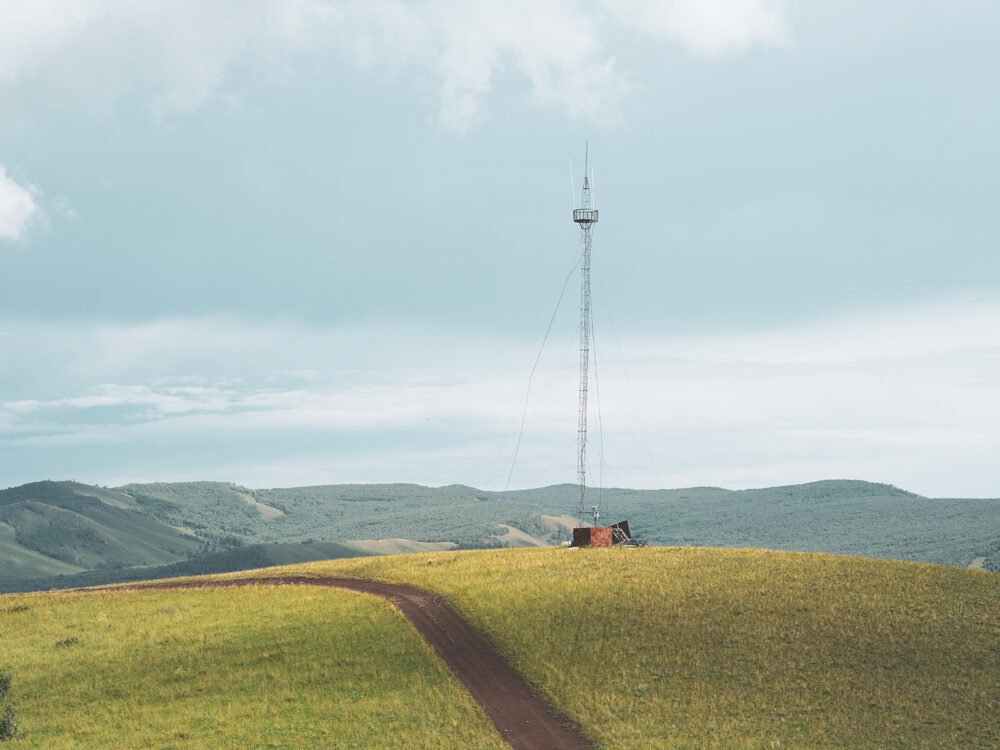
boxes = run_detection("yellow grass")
[0,585,505,749]
[283,546,1000,750]
[4,546,996,749]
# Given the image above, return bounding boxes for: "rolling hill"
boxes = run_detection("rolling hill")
[1,478,998,593]
[0,481,202,579]
[0,578,506,749]
[118,478,1000,568]
[506,479,1000,568]
[1,547,996,748]
[2,541,373,594]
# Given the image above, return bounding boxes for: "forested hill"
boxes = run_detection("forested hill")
[1,478,997,593]
[506,479,1000,568]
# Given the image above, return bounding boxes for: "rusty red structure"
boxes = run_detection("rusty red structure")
[571,519,643,548]
[572,526,612,547]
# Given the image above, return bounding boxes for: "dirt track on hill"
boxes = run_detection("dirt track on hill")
[89,576,593,750]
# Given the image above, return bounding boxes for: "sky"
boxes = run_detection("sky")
[1,1,999,497]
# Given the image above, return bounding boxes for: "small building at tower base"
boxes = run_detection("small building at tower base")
[571,520,640,548]
[572,526,613,547]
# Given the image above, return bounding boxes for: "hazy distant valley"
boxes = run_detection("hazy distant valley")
[1,478,997,593]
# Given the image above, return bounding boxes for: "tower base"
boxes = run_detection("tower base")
[571,526,613,548]
[570,520,639,547]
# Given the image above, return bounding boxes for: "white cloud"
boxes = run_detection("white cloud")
[0,0,305,118]
[422,0,631,131]
[0,165,39,240]
[0,0,790,131]
[2,296,999,496]
[600,0,790,55]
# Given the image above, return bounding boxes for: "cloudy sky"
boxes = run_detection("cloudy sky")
[1,1,998,497]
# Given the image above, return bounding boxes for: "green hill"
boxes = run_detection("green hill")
[1,547,996,748]
[0,541,372,594]
[0,481,202,578]
[121,480,557,549]
[2,478,998,591]
[284,547,1000,749]
[120,478,1000,568]
[506,479,1000,568]
[0,521,82,579]
[0,579,505,749]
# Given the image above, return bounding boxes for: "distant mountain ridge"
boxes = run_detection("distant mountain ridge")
[1,478,997,592]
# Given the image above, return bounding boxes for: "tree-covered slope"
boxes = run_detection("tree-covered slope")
[505,480,1000,568]
[0,541,372,594]
[121,478,1000,568]
[0,520,83,579]
[120,481,556,549]
[0,481,202,579]
[1,478,998,590]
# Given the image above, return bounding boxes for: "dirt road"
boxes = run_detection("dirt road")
[92,576,593,750]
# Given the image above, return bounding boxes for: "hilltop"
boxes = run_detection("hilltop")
[1,547,996,748]
[1,478,998,592]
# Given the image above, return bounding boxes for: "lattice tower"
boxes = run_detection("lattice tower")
[572,145,598,527]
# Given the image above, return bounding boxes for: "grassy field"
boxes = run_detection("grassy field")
[275,547,999,750]
[2,547,996,749]
[0,585,505,749]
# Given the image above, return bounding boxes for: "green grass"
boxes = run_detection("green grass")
[279,547,1000,750]
[3,546,996,749]
[0,585,505,749]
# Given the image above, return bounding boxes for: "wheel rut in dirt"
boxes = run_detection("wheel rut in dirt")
[89,576,593,750]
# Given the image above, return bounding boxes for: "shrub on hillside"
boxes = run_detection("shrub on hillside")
[0,672,16,741]
[0,704,17,740]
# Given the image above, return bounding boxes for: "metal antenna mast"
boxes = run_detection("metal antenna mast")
[572,143,598,527]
